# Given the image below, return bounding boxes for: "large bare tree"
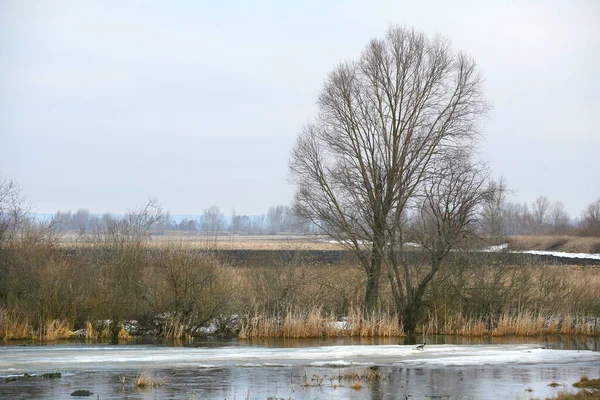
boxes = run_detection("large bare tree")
[289,26,488,319]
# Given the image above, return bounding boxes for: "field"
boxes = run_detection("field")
[57,232,344,251]
[507,235,600,254]
[57,232,600,253]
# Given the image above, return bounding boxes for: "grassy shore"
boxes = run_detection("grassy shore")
[1,232,599,340]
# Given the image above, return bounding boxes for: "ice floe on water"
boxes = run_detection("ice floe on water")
[1,344,599,375]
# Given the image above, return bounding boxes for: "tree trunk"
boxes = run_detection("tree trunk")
[402,303,419,334]
[364,239,383,314]
[363,265,380,314]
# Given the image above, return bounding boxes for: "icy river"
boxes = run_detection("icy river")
[1,336,599,399]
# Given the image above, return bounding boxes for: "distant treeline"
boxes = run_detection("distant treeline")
[49,196,600,238]
[480,184,600,237]
[50,204,316,235]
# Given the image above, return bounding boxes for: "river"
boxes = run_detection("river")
[1,336,599,399]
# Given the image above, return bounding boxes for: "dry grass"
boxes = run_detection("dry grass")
[508,235,600,254]
[135,370,168,388]
[59,232,345,251]
[573,376,600,389]
[61,232,600,253]
[239,307,403,339]
[0,311,31,340]
[300,367,381,391]
[418,312,600,337]
[40,319,75,340]
[547,390,600,399]
[3,230,600,340]
[0,318,74,341]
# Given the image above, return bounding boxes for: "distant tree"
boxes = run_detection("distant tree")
[481,177,507,237]
[72,209,90,232]
[549,201,570,234]
[0,175,29,244]
[230,208,240,233]
[289,26,488,322]
[239,215,251,233]
[532,196,551,234]
[267,205,286,234]
[580,198,600,237]
[250,215,266,235]
[52,210,72,232]
[202,205,223,246]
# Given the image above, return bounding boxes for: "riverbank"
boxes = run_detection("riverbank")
[2,232,600,341]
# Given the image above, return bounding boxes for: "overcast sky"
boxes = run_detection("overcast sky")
[1,0,598,217]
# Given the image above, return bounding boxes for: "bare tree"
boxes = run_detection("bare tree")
[202,205,223,248]
[531,196,551,234]
[481,177,507,237]
[267,205,287,234]
[289,26,488,317]
[580,198,600,236]
[389,154,495,332]
[549,201,570,234]
[0,175,29,244]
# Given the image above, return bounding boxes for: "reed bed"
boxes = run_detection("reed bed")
[0,311,31,340]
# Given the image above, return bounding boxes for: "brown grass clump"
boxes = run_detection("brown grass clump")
[547,391,600,399]
[118,325,130,340]
[350,381,363,390]
[574,376,600,389]
[0,311,31,340]
[40,319,75,340]
[85,321,98,340]
[135,371,168,388]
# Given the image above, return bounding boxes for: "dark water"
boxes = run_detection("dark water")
[1,335,599,400]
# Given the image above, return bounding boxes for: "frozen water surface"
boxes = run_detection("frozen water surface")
[1,339,599,399]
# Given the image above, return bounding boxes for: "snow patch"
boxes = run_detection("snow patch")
[521,250,600,260]
[483,243,508,252]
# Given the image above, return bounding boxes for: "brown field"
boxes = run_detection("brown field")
[58,232,345,251]
[507,235,600,254]
[58,232,600,254]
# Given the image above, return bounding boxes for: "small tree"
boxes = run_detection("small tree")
[202,205,223,248]
[481,177,507,237]
[388,154,495,332]
[0,175,29,244]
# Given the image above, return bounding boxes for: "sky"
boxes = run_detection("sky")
[1,0,598,217]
